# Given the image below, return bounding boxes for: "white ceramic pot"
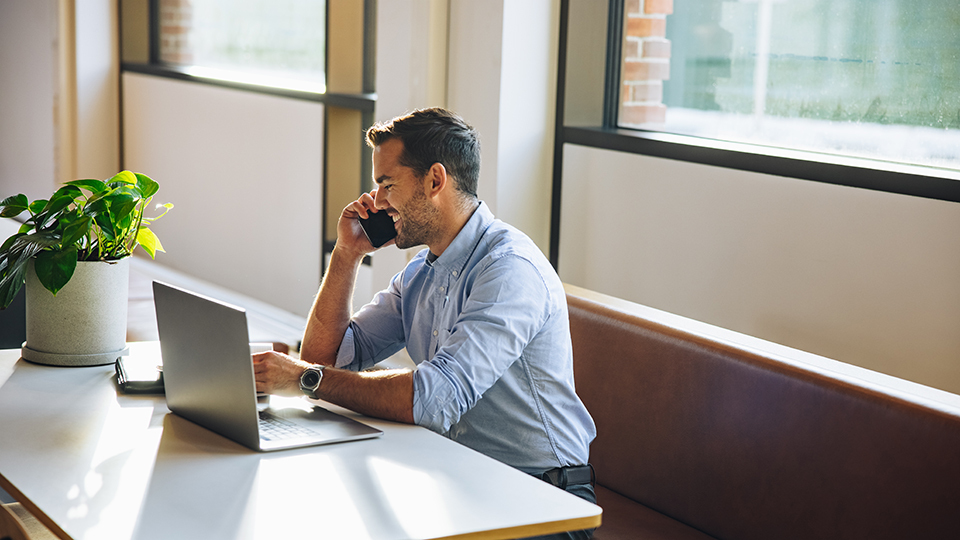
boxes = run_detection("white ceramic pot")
[21,257,130,367]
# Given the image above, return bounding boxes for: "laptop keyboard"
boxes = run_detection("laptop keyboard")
[258,411,318,441]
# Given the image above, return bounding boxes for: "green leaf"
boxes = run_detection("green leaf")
[136,227,164,259]
[37,186,82,229]
[84,186,114,210]
[0,231,59,308]
[0,262,27,310]
[94,212,116,240]
[84,195,108,217]
[28,199,48,215]
[110,170,138,186]
[46,185,82,212]
[0,194,29,218]
[66,179,108,195]
[61,214,93,246]
[108,192,137,223]
[135,173,159,198]
[12,231,60,258]
[34,248,78,295]
[0,233,22,254]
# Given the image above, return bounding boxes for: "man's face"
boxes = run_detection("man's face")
[372,139,441,250]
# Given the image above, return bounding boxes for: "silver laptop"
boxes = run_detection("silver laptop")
[153,281,382,452]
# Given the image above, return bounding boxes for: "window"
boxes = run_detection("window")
[619,0,960,173]
[123,0,375,271]
[158,0,326,92]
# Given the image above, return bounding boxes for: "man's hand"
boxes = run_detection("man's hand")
[337,189,393,259]
[252,350,313,397]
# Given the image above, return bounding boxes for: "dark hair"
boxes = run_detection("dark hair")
[366,108,481,198]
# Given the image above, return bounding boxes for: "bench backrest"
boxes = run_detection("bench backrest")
[567,287,960,540]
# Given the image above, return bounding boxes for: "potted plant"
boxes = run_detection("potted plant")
[0,170,171,366]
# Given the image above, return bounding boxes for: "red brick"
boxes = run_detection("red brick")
[622,59,670,81]
[642,39,671,58]
[160,25,189,35]
[620,103,667,125]
[624,0,641,15]
[626,16,666,38]
[644,0,674,15]
[621,39,641,59]
[628,81,663,103]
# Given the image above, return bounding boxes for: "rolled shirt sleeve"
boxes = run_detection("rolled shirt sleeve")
[412,254,548,433]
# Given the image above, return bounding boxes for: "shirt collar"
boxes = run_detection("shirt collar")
[427,202,493,276]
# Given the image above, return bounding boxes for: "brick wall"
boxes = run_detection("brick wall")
[621,0,672,125]
[159,0,193,65]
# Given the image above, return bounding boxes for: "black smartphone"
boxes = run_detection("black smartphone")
[359,210,397,248]
[115,356,164,394]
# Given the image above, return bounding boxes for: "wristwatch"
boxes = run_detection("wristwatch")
[299,365,325,399]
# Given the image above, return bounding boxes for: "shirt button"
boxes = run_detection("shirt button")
[433,330,439,336]
[439,286,445,293]
[452,270,458,277]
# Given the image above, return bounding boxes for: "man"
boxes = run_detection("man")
[253,108,596,538]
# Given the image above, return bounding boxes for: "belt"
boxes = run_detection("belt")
[537,464,594,490]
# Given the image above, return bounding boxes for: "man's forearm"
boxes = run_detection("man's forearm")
[300,245,365,366]
[320,367,415,424]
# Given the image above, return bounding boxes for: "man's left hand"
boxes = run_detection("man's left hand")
[253,351,316,397]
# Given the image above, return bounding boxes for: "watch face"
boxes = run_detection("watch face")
[302,369,321,388]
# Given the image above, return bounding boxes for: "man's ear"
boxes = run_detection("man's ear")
[425,162,447,198]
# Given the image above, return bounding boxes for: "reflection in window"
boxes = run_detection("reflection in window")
[619,0,960,172]
[159,0,326,92]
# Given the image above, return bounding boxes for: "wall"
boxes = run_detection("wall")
[559,144,960,394]
[0,0,119,200]
[121,73,323,316]
[75,0,120,179]
[495,0,559,250]
[0,0,58,200]
[366,0,560,296]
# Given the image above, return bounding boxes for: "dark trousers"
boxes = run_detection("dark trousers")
[524,469,597,540]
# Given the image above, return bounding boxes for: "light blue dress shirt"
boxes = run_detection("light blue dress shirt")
[335,203,596,472]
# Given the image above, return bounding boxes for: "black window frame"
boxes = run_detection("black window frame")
[549,0,960,268]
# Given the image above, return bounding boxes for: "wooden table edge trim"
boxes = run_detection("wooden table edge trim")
[434,512,603,540]
[0,474,72,540]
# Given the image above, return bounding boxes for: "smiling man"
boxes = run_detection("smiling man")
[253,108,597,539]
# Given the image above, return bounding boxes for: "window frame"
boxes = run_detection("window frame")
[121,0,378,269]
[550,0,960,267]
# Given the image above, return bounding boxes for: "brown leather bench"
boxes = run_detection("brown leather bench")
[565,284,960,540]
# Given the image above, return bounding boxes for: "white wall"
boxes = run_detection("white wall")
[75,0,120,180]
[496,0,559,251]
[122,73,323,316]
[559,144,960,394]
[0,0,119,200]
[0,0,58,200]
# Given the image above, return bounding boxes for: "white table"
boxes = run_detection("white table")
[0,343,601,539]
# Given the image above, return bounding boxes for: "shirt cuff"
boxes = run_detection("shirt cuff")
[412,361,459,433]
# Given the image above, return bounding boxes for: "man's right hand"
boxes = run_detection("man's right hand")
[336,189,391,259]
